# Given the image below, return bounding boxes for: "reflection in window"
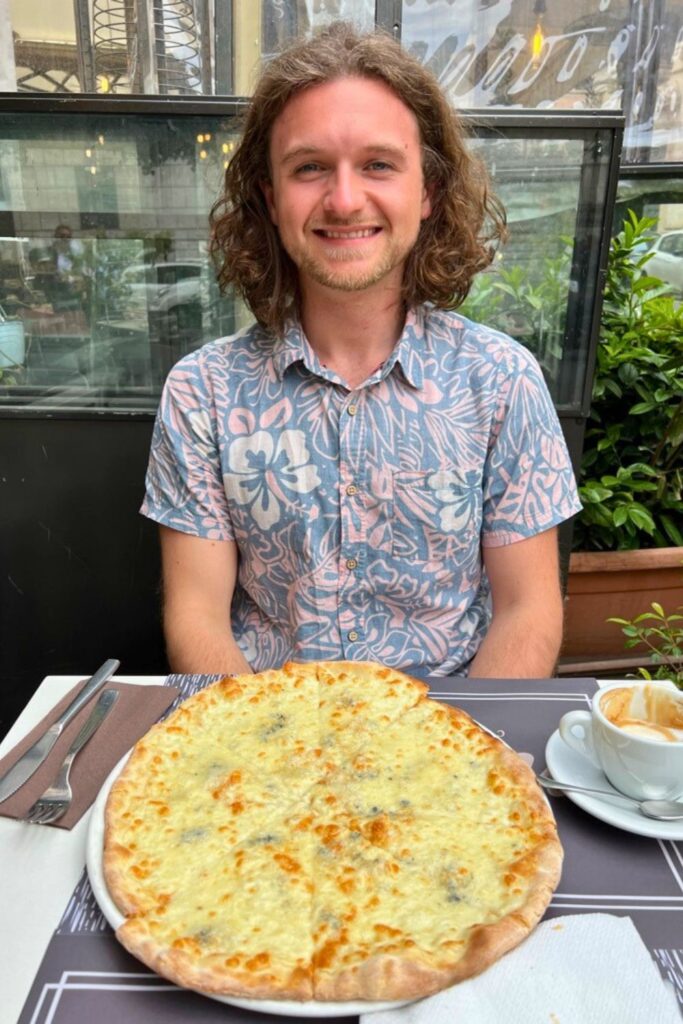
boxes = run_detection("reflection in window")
[616,176,683,297]
[0,113,240,409]
[402,0,683,163]
[262,0,375,57]
[0,105,620,415]
[7,1,376,97]
[9,0,204,95]
[459,137,583,402]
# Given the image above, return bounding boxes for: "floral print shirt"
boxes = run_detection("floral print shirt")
[141,305,581,674]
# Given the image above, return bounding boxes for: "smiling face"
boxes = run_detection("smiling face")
[263,76,432,297]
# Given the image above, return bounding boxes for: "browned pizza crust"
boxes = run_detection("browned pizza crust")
[316,838,561,1003]
[102,661,563,1003]
[117,917,314,1000]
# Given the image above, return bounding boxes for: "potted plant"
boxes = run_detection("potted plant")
[563,212,683,662]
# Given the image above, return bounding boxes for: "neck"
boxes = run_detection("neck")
[299,279,406,389]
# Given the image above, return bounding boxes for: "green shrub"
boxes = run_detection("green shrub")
[573,212,683,551]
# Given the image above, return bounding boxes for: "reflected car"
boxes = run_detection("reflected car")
[646,231,683,294]
[120,261,205,317]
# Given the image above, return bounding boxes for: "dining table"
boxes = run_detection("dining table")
[1,671,681,1024]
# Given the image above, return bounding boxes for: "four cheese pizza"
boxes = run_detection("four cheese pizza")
[103,661,563,1002]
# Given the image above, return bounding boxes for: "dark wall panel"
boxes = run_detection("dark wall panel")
[1,418,165,737]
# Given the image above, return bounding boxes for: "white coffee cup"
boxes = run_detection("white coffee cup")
[559,681,683,801]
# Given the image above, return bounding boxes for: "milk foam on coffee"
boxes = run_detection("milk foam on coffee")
[600,685,683,743]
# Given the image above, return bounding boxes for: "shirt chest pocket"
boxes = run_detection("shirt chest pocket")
[391,467,483,569]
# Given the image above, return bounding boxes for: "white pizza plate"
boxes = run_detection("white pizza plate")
[545,729,683,840]
[86,753,415,1018]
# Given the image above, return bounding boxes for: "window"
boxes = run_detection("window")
[0,99,621,416]
[0,102,241,411]
[401,0,683,164]
[615,174,683,296]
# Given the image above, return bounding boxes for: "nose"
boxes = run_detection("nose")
[323,165,364,218]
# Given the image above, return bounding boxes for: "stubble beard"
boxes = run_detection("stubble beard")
[292,234,411,293]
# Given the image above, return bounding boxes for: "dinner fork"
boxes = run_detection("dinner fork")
[24,688,119,825]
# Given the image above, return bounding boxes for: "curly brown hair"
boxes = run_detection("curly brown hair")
[209,22,507,336]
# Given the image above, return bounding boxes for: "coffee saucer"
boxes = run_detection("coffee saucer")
[545,730,683,840]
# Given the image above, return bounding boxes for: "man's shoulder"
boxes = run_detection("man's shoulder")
[167,321,272,378]
[424,306,540,373]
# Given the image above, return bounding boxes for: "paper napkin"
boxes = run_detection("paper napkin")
[363,914,680,1024]
[0,680,179,829]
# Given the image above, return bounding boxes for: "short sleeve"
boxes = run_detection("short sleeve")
[482,348,582,547]
[140,355,235,541]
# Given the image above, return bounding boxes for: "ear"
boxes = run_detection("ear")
[420,182,433,221]
[261,180,278,225]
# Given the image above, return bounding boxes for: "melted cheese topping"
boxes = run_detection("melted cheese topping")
[119,808,315,995]
[104,661,561,1001]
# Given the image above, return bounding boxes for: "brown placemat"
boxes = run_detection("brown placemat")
[0,681,179,829]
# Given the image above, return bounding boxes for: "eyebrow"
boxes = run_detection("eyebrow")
[279,143,408,167]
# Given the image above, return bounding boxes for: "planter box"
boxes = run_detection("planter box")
[563,547,683,659]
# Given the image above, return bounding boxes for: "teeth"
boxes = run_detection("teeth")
[320,229,377,239]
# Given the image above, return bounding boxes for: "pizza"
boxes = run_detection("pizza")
[103,661,562,1002]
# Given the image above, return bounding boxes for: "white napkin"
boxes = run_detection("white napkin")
[362,914,681,1024]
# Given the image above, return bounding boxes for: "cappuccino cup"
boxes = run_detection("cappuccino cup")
[559,682,683,801]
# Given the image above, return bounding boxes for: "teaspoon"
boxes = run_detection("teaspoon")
[535,773,683,821]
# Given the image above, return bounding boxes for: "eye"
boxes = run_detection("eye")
[366,160,394,172]
[294,162,324,175]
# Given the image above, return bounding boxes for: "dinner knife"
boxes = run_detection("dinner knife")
[0,658,120,803]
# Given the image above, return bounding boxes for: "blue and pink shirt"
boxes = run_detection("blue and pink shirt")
[141,305,581,674]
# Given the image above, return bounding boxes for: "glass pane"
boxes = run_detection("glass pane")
[401,0,683,164]
[0,113,241,411]
[615,176,683,297]
[262,0,375,57]
[9,0,206,95]
[0,104,620,415]
[8,0,81,93]
[459,136,583,405]
[7,1,377,97]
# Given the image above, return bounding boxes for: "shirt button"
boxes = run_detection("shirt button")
[347,404,358,416]
[346,484,358,496]
[346,558,358,570]
[347,630,359,642]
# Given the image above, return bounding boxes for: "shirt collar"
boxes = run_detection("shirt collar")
[272,322,322,381]
[271,306,426,390]
[381,305,425,390]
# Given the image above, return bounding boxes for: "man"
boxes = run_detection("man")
[141,24,581,678]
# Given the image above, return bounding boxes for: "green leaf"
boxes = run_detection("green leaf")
[661,514,683,546]
[666,403,683,448]
[628,507,656,531]
[623,463,659,478]
[613,506,629,527]
[604,379,623,398]
[581,485,614,503]
[633,275,668,293]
